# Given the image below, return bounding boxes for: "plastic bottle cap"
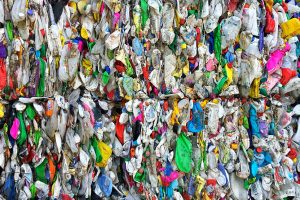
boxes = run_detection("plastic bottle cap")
[256,147,263,153]
[27,9,34,16]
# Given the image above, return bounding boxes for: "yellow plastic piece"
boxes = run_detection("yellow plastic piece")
[170,100,180,125]
[0,103,4,118]
[281,18,300,39]
[96,141,112,167]
[81,27,89,40]
[223,64,233,90]
[249,78,260,98]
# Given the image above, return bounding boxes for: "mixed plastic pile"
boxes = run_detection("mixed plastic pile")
[1,0,300,199]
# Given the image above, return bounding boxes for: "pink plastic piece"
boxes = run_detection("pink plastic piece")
[266,43,291,74]
[10,118,20,140]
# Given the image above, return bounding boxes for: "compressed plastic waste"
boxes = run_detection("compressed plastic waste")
[0,0,300,199]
